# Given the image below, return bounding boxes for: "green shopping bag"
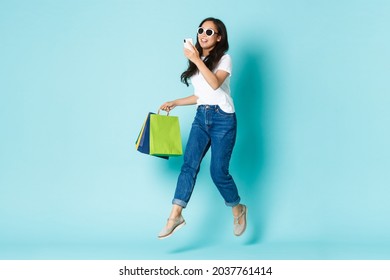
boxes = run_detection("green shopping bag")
[135,112,169,159]
[149,111,183,157]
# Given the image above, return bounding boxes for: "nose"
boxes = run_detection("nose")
[199,33,207,40]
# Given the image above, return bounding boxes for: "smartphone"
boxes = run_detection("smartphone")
[184,38,193,50]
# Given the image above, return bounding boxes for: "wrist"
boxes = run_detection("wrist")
[193,57,203,67]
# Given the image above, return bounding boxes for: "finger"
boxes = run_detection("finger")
[184,48,194,55]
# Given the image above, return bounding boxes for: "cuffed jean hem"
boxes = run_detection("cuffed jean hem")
[173,198,240,208]
[172,199,187,208]
[225,197,241,207]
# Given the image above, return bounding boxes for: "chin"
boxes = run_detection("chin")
[201,43,214,50]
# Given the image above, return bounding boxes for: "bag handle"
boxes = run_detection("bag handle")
[157,109,170,116]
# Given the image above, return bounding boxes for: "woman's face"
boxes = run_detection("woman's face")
[198,21,221,52]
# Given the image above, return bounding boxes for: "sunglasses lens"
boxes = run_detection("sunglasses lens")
[198,28,204,35]
[205,29,214,36]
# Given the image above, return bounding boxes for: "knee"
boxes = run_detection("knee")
[210,166,230,185]
[181,161,199,177]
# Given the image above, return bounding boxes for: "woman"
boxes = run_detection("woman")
[158,17,247,239]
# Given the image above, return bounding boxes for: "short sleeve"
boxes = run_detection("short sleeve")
[215,54,232,75]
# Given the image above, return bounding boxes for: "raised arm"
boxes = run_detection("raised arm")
[184,47,229,90]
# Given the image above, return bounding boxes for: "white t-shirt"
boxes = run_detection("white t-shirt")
[190,54,235,113]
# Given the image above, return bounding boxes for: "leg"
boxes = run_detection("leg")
[158,110,210,238]
[172,115,210,208]
[209,107,247,236]
[209,113,240,207]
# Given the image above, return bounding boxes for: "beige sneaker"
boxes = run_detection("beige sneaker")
[158,216,186,239]
[233,204,247,236]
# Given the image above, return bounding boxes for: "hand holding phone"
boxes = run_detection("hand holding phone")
[184,38,193,51]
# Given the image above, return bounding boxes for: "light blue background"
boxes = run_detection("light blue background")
[1,0,389,259]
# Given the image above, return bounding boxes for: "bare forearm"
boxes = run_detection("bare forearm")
[160,95,198,112]
[173,95,198,106]
[194,59,229,90]
[184,46,228,90]
[194,60,220,90]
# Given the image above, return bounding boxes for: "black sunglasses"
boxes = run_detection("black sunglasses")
[197,27,218,37]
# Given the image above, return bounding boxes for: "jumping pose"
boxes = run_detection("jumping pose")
[158,17,247,239]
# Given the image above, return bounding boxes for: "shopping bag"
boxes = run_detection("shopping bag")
[135,111,182,158]
[149,112,183,157]
[135,113,151,153]
[135,112,168,159]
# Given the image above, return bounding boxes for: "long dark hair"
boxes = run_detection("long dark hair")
[181,17,229,86]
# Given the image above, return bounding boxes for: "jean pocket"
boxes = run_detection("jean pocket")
[216,107,235,117]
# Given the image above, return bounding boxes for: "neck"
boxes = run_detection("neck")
[202,46,214,57]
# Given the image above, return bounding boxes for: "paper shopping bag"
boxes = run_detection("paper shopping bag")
[136,111,182,159]
[149,113,183,157]
[135,112,168,159]
[135,112,152,154]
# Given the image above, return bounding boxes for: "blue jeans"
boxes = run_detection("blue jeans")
[172,105,241,208]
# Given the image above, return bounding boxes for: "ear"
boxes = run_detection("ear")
[217,35,222,42]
